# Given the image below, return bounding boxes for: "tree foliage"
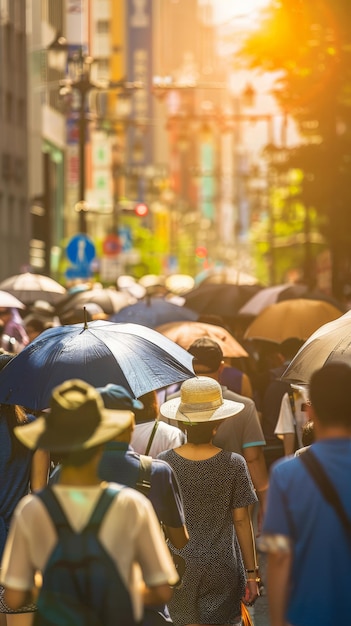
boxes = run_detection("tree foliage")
[240,0,351,295]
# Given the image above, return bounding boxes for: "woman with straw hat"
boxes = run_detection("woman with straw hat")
[158,376,259,626]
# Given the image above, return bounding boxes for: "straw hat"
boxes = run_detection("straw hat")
[14,379,133,452]
[160,376,244,424]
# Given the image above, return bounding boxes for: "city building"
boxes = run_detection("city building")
[0,0,30,280]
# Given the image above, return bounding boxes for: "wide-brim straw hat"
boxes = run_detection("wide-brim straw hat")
[160,376,244,424]
[15,379,133,452]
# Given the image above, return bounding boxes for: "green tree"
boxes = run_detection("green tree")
[240,0,351,296]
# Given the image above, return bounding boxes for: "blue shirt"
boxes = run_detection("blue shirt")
[98,442,185,529]
[261,438,351,626]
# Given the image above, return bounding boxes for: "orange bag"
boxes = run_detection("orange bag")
[241,602,254,626]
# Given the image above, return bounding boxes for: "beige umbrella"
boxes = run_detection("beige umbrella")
[155,321,248,358]
[282,310,351,385]
[244,299,343,343]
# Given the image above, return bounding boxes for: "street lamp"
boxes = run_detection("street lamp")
[47,35,142,235]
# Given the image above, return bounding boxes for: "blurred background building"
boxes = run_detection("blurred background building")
[0,0,340,294]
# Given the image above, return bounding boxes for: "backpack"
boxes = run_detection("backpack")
[33,485,135,626]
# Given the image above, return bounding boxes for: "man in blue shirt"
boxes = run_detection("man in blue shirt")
[259,362,351,626]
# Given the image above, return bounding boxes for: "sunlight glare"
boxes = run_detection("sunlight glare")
[212,0,270,24]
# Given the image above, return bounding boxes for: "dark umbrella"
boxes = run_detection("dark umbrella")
[0,320,195,410]
[56,288,136,321]
[109,297,198,328]
[184,283,262,318]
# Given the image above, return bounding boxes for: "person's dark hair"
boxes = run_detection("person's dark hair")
[182,420,224,444]
[60,445,102,467]
[279,338,304,360]
[134,390,158,424]
[309,363,351,428]
[25,318,46,334]
[301,420,315,446]
[0,352,29,463]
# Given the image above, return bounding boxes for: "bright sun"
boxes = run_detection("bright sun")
[211,0,270,24]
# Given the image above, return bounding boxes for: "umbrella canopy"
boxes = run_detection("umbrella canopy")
[282,310,351,385]
[56,288,136,321]
[0,320,195,410]
[195,267,260,286]
[238,283,344,317]
[0,273,66,306]
[244,299,343,343]
[238,283,308,317]
[155,321,248,358]
[184,283,261,318]
[109,297,198,328]
[0,290,25,310]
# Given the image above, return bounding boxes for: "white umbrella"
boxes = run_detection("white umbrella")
[282,310,351,385]
[0,290,25,309]
[0,273,66,305]
[238,283,308,317]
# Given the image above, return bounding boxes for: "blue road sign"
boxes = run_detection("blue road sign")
[66,235,96,266]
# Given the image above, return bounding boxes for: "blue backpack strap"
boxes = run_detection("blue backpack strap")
[37,485,121,532]
[88,485,121,531]
[36,487,71,530]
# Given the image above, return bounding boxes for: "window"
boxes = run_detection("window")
[96,20,109,34]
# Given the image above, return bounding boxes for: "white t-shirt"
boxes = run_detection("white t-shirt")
[0,483,177,621]
[274,390,309,449]
[131,421,185,457]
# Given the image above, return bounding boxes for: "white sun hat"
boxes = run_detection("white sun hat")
[160,376,244,424]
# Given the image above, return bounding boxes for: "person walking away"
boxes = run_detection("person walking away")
[158,377,260,626]
[0,353,49,626]
[0,309,28,353]
[0,379,177,625]
[131,389,185,457]
[97,383,189,626]
[170,338,269,529]
[259,362,351,626]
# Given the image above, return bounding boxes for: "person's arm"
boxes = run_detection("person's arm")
[140,582,173,606]
[4,588,33,610]
[232,506,259,605]
[163,524,189,549]
[266,549,292,626]
[282,432,295,456]
[30,449,50,491]
[242,445,269,526]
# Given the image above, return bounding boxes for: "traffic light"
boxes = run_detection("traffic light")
[195,246,208,259]
[134,202,148,217]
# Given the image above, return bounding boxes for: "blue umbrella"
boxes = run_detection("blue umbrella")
[0,320,195,410]
[109,297,198,328]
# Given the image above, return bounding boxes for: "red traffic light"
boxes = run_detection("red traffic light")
[134,202,148,217]
[195,246,208,258]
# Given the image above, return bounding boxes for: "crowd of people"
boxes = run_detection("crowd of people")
[0,286,350,626]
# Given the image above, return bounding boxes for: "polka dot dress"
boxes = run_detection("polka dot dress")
[158,449,257,626]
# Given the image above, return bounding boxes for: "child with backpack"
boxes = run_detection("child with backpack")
[0,379,177,625]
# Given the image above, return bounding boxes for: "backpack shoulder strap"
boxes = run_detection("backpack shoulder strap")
[144,420,159,455]
[88,485,121,530]
[135,454,152,497]
[300,448,351,535]
[36,487,72,529]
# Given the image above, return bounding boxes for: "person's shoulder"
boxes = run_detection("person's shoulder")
[221,387,253,408]
[150,456,173,473]
[270,454,302,480]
